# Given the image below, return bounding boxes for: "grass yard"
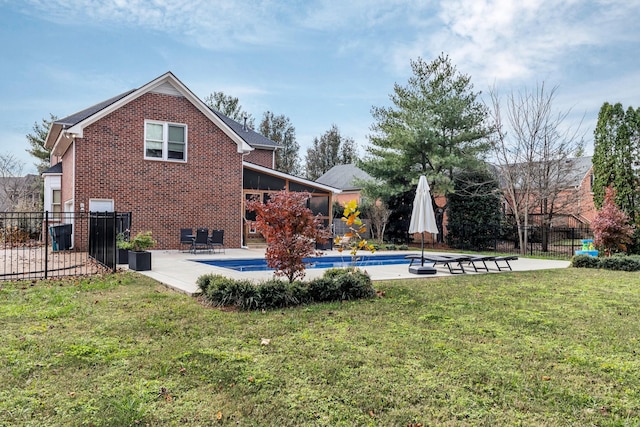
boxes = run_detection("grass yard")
[1,268,639,426]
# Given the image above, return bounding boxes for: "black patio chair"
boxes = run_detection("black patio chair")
[180,228,194,252]
[192,228,211,254]
[209,229,225,254]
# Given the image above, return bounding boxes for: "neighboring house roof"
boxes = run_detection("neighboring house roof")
[44,71,279,156]
[243,161,341,194]
[491,156,593,190]
[561,156,593,188]
[316,164,374,191]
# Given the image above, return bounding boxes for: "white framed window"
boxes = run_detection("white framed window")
[52,189,62,220]
[144,121,187,162]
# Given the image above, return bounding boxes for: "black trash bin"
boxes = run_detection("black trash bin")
[50,224,72,251]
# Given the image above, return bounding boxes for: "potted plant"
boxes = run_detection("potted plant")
[122,231,156,271]
[116,230,130,264]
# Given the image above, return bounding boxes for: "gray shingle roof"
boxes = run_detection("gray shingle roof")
[55,90,136,127]
[42,163,62,174]
[211,110,279,149]
[491,156,593,189]
[316,164,373,191]
[52,75,278,150]
[562,156,593,187]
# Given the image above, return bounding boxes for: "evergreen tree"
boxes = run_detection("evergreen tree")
[259,111,300,175]
[204,91,255,128]
[446,168,502,250]
[26,114,56,173]
[592,102,639,222]
[304,124,357,180]
[360,54,490,211]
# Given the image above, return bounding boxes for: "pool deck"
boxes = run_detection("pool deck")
[135,248,571,296]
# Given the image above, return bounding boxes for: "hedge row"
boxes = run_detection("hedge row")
[197,268,376,311]
[571,254,640,271]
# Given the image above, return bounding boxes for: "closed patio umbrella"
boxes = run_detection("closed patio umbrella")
[408,175,439,274]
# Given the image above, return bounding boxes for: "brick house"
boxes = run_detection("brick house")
[498,156,596,227]
[412,157,595,246]
[316,164,374,206]
[42,72,337,249]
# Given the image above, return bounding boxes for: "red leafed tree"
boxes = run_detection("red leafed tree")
[591,186,636,255]
[246,191,331,282]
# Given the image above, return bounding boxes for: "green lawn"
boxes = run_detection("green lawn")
[1,269,639,426]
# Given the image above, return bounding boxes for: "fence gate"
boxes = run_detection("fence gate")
[88,212,118,270]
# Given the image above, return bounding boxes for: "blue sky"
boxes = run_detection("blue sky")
[2,0,640,174]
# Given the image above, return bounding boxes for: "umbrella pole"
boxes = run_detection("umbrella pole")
[421,232,425,266]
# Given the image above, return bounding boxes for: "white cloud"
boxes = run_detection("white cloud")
[16,0,288,49]
[384,0,640,87]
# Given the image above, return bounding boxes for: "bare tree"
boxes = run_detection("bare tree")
[488,83,584,254]
[0,153,39,212]
[366,201,391,243]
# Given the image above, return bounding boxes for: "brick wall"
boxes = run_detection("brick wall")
[244,149,274,168]
[61,144,74,207]
[72,92,244,249]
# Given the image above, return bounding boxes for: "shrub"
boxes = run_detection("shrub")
[571,254,640,272]
[310,268,374,302]
[197,267,375,310]
[599,256,640,272]
[196,273,224,294]
[258,279,300,309]
[200,275,258,309]
[119,231,155,252]
[306,276,341,302]
[334,269,375,300]
[398,244,409,251]
[323,267,353,280]
[385,244,397,251]
[571,255,600,269]
[226,280,260,310]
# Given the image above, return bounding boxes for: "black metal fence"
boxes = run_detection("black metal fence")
[0,211,130,281]
[445,223,593,259]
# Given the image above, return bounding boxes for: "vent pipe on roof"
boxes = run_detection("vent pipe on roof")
[243,115,248,132]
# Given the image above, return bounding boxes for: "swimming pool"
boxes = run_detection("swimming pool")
[193,253,413,272]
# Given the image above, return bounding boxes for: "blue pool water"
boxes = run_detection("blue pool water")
[194,254,412,272]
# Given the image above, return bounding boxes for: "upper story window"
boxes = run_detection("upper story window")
[145,121,187,162]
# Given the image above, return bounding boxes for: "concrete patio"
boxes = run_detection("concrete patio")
[135,248,571,296]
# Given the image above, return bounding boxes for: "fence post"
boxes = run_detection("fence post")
[112,211,117,273]
[44,211,49,279]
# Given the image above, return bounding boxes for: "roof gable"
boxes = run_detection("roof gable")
[45,72,256,156]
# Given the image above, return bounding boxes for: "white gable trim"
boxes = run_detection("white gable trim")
[64,72,253,154]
